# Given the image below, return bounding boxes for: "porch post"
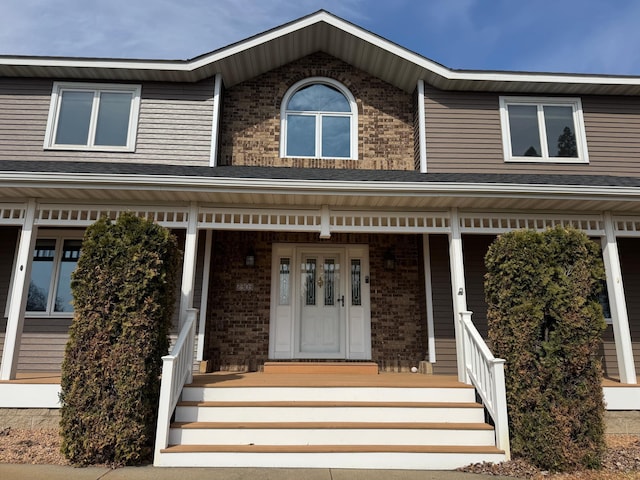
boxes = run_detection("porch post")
[422,234,436,363]
[448,208,469,383]
[602,212,637,384]
[179,202,199,329]
[0,199,37,380]
[196,229,212,361]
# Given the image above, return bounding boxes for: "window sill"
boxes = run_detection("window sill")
[504,157,588,164]
[45,145,136,153]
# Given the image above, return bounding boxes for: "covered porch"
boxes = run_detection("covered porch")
[1,201,639,388]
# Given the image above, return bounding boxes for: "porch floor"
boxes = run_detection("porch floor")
[2,371,637,388]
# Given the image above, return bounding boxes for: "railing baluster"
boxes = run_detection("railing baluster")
[459,311,510,460]
[154,308,198,466]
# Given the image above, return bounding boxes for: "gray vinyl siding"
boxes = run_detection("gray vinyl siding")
[423,83,640,178]
[0,78,214,166]
[463,235,495,340]
[0,226,205,373]
[616,238,640,378]
[428,234,456,375]
[0,227,19,362]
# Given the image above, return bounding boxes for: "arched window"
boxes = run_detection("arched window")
[281,77,357,159]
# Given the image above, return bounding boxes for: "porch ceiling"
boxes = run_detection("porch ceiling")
[1,173,640,214]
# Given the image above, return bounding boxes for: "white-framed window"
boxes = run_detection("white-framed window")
[26,232,83,316]
[280,77,358,160]
[44,82,141,152]
[499,96,588,163]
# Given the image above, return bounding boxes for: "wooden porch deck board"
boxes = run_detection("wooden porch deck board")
[3,372,636,389]
[187,372,469,388]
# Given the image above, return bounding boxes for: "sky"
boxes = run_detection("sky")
[1,0,639,76]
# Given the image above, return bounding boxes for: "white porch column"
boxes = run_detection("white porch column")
[422,234,436,363]
[0,199,37,380]
[602,212,637,384]
[448,208,469,383]
[196,229,212,361]
[179,202,199,329]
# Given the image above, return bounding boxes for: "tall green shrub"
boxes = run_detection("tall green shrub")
[485,226,606,471]
[60,213,180,466]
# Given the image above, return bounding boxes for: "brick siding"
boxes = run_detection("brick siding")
[204,231,427,371]
[218,52,415,170]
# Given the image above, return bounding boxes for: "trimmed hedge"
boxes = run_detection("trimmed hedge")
[60,213,181,466]
[484,227,606,471]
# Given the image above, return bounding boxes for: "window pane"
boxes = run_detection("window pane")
[94,92,132,146]
[287,115,315,156]
[507,104,541,157]
[324,259,335,306]
[544,106,577,158]
[351,259,361,306]
[288,84,350,112]
[54,240,81,312]
[55,91,93,145]
[27,240,56,312]
[322,116,350,158]
[303,259,316,306]
[279,258,290,305]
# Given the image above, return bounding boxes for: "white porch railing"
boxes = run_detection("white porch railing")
[154,308,198,465]
[459,311,510,459]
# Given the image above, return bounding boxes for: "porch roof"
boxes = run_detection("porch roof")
[2,160,640,214]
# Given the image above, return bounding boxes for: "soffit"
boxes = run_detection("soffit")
[2,179,640,215]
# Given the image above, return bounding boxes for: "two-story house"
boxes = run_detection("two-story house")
[1,10,639,470]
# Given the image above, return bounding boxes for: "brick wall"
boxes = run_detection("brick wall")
[218,52,415,170]
[204,232,427,371]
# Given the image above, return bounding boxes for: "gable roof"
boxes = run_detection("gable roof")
[1,10,640,95]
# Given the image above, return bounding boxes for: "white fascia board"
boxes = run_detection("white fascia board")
[2,171,640,202]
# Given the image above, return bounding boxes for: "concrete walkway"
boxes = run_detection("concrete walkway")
[0,464,516,479]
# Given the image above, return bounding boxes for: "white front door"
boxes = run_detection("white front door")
[269,243,371,360]
[297,250,345,357]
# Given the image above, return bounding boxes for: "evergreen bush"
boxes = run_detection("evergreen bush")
[60,213,181,466]
[484,226,606,471]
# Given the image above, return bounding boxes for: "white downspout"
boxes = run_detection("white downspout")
[417,79,427,173]
[422,233,436,363]
[209,73,223,167]
[196,229,212,361]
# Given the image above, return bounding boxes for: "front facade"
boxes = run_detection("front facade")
[1,10,640,467]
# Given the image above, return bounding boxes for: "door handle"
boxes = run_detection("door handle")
[340,295,345,307]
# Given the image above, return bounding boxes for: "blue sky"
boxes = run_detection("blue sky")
[1,0,639,75]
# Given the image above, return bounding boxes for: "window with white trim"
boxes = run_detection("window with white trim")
[280,77,357,159]
[45,82,141,151]
[27,234,82,315]
[499,97,588,163]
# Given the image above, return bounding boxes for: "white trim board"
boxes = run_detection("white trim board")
[0,384,61,408]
